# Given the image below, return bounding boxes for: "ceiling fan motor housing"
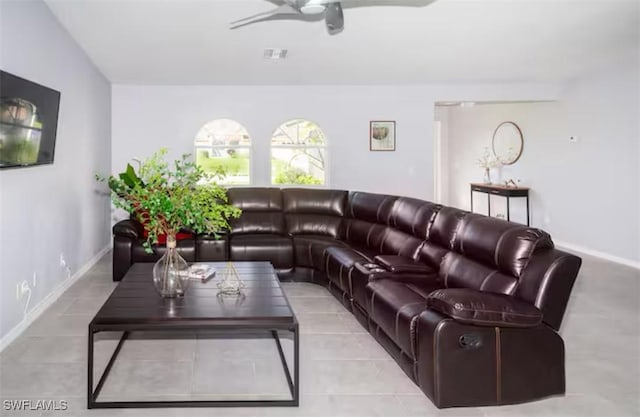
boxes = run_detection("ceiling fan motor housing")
[292,0,329,15]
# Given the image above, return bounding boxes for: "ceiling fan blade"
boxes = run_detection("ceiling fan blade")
[230,4,299,29]
[340,0,436,8]
[325,2,344,35]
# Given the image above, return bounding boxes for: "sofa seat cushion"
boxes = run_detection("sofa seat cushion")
[293,235,347,270]
[367,278,443,359]
[230,234,293,270]
[350,264,439,315]
[427,288,543,328]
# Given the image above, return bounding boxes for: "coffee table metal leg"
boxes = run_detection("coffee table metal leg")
[294,324,299,406]
[90,327,299,408]
[272,327,299,405]
[89,330,129,407]
[87,325,94,409]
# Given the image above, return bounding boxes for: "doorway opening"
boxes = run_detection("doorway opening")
[433,100,558,227]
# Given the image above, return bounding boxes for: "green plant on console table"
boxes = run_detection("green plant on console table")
[97,148,241,252]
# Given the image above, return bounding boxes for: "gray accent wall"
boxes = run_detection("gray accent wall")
[0,0,112,342]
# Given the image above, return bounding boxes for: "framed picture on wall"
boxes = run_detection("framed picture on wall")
[370,121,396,151]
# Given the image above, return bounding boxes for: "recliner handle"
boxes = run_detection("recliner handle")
[459,333,483,349]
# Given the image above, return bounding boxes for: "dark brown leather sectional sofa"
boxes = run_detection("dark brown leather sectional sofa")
[112,187,582,409]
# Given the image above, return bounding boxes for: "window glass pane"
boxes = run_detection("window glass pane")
[272,147,326,185]
[196,147,250,185]
[195,119,251,184]
[272,119,326,146]
[195,119,251,147]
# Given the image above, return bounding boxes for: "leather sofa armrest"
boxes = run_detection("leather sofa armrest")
[374,255,433,274]
[354,262,387,275]
[113,219,144,240]
[517,248,582,331]
[426,288,543,328]
[353,262,438,286]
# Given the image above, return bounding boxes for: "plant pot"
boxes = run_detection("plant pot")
[152,235,190,298]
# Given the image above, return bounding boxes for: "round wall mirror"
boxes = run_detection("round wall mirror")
[492,121,523,165]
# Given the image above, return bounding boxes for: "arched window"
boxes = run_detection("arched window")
[194,119,251,185]
[271,119,327,186]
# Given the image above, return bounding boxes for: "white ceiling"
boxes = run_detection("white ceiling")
[42,0,640,85]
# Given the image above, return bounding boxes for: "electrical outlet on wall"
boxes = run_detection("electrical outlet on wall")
[32,272,37,287]
[15,280,33,316]
[16,281,30,300]
[59,253,72,280]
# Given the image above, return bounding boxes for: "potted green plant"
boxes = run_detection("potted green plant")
[98,148,241,298]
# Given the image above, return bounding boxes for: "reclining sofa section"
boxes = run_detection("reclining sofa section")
[112,187,582,409]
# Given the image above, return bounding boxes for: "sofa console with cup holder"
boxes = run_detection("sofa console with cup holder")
[112,187,581,409]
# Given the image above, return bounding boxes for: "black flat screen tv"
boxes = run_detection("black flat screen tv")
[0,70,61,169]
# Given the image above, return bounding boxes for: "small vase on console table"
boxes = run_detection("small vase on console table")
[153,235,190,298]
[482,168,491,184]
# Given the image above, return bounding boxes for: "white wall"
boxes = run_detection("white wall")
[111,83,561,206]
[433,105,450,204]
[561,57,639,263]
[0,0,112,343]
[445,101,566,222]
[443,58,639,264]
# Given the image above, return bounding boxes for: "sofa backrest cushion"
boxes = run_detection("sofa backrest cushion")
[344,220,422,258]
[380,227,424,258]
[344,219,385,249]
[429,206,468,249]
[283,188,347,216]
[227,188,285,235]
[345,192,422,256]
[440,252,519,295]
[389,197,441,240]
[416,206,467,268]
[282,189,347,238]
[347,192,397,224]
[435,213,555,294]
[455,214,554,278]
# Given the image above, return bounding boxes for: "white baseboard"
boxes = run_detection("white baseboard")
[0,244,111,353]
[555,240,640,270]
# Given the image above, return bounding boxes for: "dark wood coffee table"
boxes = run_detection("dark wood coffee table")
[87,262,299,409]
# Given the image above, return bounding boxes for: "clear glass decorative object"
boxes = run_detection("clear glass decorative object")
[152,235,190,298]
[217,262,245,295]
[483,167,491,184]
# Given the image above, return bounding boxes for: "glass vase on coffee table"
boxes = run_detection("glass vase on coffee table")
[152,235,190,298]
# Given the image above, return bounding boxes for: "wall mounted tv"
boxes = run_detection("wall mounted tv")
[0,70,61,169]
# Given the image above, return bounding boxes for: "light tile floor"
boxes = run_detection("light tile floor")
[0,252,638,417]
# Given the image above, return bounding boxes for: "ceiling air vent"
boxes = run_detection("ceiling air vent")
[264,48,288,60]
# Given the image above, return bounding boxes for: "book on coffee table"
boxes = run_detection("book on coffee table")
[187,265,216,283]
